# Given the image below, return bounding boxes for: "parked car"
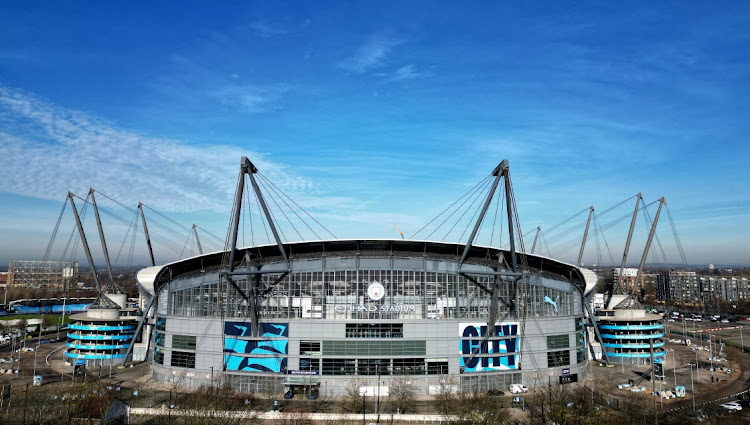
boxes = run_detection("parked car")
[720,401,742,412]
[509,384,528,394]
[686,410,707,422]
[487,389,505,397]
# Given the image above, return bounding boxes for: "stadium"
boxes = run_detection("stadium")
[133,158,597,395]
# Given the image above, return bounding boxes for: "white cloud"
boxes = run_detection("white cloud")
[215,84,288,113]
[249,20,288,38]
[0,85,310,213]
[339,36,402,74]
[383,64,424,82]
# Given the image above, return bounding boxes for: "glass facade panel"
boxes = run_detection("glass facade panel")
[172,335,197,350]
[322,340,426,356]
[300,341,321,356]
[171,351,196,369]
[345,323,403,338]
[547,335,569,350]
[300,358,319,372]
[165,267,577,320]
[547,350,570,367]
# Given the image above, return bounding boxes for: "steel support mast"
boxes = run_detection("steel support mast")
[68,192,101,292]
[577,206,594,267]
[223,157,291,337]
[530,227,541,254]
[138,203,156,267]
[633,198,666,298]
[192,224,203,255]
[456,160,525,372]
[606,193,641,309]
[90,188,114,286]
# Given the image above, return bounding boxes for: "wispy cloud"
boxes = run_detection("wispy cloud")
[0,85,309,212]
[380,64,425,82]
[339,35,402,73]
[215,84,289,113]
[248,20,288,38]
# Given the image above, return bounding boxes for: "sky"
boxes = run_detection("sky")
[1,1,749,269]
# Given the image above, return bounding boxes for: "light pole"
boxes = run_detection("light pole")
[695,351,699,380]
[688,363,696,411]
[669,349,677,391]
[710,334,714,381]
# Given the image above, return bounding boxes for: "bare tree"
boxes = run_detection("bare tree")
[433,374,457,415]
[448,391,512,425]
[337,379,365,413]
[388,375,417,414]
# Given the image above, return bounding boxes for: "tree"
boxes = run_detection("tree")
[338,379,365,413]
[433,374,457,415]
[448,391,512,425]
[388,375,417,414]
[173,384,259,425]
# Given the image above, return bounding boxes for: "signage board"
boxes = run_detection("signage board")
[287,370,320,376]
[559,374,578,384]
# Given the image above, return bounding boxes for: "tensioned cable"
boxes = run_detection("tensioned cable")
[142,204,192,233]
[594,213,616,266]
[488,188,501,247]
[113,209,140,266]
[257,176,303,241]
[178,231,194,259]
[665,204,688,265]
[426,176,493,241]
[447,177,494,242]
[541,230,552,257]
[258,172,336,239]
[244,180,253,246]
[410,174,493,239]
[253,182,271,245]
[43,199,68,263]
[641,202,668,264]
[195,225,225,243]
[259,172,322,240]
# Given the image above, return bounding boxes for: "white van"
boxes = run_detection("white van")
[509,384,528,394]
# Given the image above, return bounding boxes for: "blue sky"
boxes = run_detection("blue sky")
[1,1,749,268]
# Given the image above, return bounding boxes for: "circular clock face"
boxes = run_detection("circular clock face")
[367,282,386,301]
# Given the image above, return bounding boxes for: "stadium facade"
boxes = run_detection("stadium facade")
[128,157,599,395]
[136,239,596,395]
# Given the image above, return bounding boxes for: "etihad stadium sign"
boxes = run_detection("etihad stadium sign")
[334,304,416,313]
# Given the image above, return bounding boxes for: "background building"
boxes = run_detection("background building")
[656,271,698,306]
[699,276,750,304]
[7,260,78,289]
[612,268,644,293]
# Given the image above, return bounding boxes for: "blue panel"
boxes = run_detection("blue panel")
[69,324,136,331]
[603,341,666,349]
[599,324,664,331]
[225,338,287,356]
[65,351,127,360]
[224,322,288,337]
[67,343,130,350]
[67,333,133,341]
[606,351,667,358]
[459,323,519,373]
[600,333,665,340]
[224,354,287,373]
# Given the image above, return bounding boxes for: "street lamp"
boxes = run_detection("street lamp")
[670,349,677,388]
[687,363,696,411]
[695,351,699,380]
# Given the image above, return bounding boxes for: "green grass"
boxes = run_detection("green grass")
[0,314,72,324]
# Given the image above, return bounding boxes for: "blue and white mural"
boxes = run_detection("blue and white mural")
[459,323,519,372]
[224,322,288,373]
